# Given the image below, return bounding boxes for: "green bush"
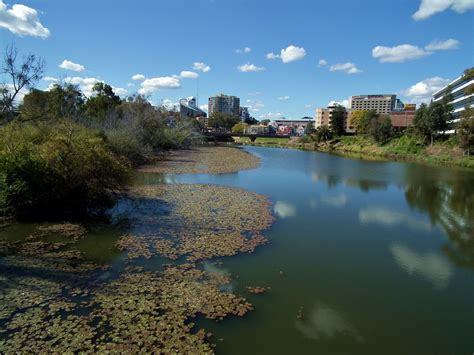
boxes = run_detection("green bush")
[106,128,152,166]
[0,121,130,220]
[298,135,313,143]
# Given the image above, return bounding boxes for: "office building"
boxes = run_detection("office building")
[349,94,396,114]
[179,97,207,118]
[208,94,240,116]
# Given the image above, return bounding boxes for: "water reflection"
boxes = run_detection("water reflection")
[390,243,453,289]
[359,207,432,231]
[295,301,363,343]
[274,201,297,219]
[320,193,348,208]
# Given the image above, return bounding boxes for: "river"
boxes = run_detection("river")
[1,146,473,354]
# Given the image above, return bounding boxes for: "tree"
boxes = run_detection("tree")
[350,110,366,134]
[369,114,393,143]
[330,105,345,136]
[208,112,240,130]
[457,107,474,156]
[0,45,45,125]
[83,82,121,120]
[305,121,316,135]
[315,125,332,143]
[231,122,248,134]
[414,100,452,145]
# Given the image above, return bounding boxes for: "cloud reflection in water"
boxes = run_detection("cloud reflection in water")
[274,201,296,219]
[359,207,431,231]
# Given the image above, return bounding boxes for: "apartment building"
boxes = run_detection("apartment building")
[315,106,355,133]
[349,94,396,114]
[208,94,240,116]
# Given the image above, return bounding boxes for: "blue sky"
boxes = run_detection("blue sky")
[1,0,473,119]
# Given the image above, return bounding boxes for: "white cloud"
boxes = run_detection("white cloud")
[127,82,134,87]
[112,87,128,97]
[237,63,266,72]
[0,0,49,38]
[192,62,211,72]
[42,76,58,82]
[179,70,199,79]
[131,74,146,81]
[266,45,306,63]
[305,104,313,109]
[318,59,328,67]
[328,100,349,108]
[329,62,362,74]
[138,76,181,95]
[278,95,290,100]
[64,76,102,97]
[274,201,296,218]
[235,47,251,54]
[372,44,431,63]
[199,104,208,112]
[59,60,85,72]
[160,98,178,110]
[259,112,283,119]
[413,0,474,20]
[403,76,451,104]
[248,91,262,96]
[390,243,453,289]
[425,38,460,51]
[246,99,265,112]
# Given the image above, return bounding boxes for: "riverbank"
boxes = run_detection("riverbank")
[236,135,474,169]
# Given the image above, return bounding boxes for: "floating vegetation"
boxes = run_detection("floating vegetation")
[138,146,260,175]
[119,184,273,262]
[246,286,271,294]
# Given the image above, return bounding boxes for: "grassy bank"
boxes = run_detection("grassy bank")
[238,135,474,169]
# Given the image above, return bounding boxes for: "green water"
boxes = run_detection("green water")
[1,146,473,354]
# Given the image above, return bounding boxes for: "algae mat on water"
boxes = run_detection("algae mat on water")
[1,182,274,352]
[137,146,261,175]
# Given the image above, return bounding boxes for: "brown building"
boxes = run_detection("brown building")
[315,106,355,133]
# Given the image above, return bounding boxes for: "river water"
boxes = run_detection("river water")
[2,146,474,354]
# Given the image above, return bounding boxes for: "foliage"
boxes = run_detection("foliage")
[414,99,453,145]
[314,125,332,142]
[304,121,315,135]
[0,121,130,219]
[457,108,474,156]
[350,110,366,134]
[298,134,313,143]
[0,45,45,125]
[354,110,379,135]
[208,112,240,130]
[464,67,474,80]
[329,105,345,136]
[231,122,248,134]
[83,83,122,121]
[368,114,393,143]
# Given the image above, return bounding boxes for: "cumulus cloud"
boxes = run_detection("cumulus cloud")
[278,96,290,100]
[199,104,208,112]
[237,63,266,72]
[235,47,251,54]
[259,112,283,120]
[329,62,362,74]
[403,77,451,104]
[372,44,431,63]
[64,77,102,97]
[318,59,328,67]
[131,74,146,81]
[192,62,211,72]
[0,0,50,38]
[179,70,199,79]
[425,38,460,50]
[112,87,128,97]
[413,0,474,20]
[390,243,453,289]
[138,76,181,95]
[59,60,85,72]
[266,45,306,63]
[42,76,58,82]
[328,99,349,108]
[246,99,264,112]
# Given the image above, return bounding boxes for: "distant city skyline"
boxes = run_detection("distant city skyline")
[0,0,473,119]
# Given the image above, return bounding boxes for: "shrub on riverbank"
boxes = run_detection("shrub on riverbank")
[0,121,130,220]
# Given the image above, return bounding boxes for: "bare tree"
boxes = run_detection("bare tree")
[0,45,45,125]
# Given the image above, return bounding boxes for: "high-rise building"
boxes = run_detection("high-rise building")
[349,94,396,114]
[432,70,474,124]
[239,106,250,122]
[208,94,240,116]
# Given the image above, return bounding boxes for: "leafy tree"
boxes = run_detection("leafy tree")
[330,105,345,136]
[208,112,240,130]
[231,122,248,134]
[414,100,452,145]
[305,121,316,135]
[350,110,366,134]
[315,125,332,143]
[463,67,474,80]
[369,114,393,143]
[0,45,45,125]
[83,82,122,120]
[457,107,474,156]
[244,116,258,125]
